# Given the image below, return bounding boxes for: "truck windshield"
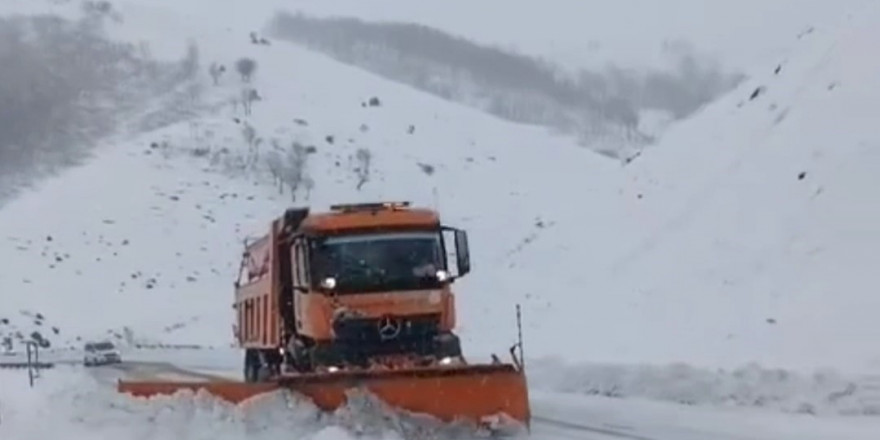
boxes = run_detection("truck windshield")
[311,231,446,293]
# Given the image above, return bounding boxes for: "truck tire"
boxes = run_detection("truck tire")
[257,350,279,381]
[309,342,346,368]
[243,349,261,382]
[434,332,462,358]
[245,349,281,382]
[287,337,315,373]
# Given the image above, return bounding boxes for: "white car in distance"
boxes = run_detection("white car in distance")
[83,341,122,366]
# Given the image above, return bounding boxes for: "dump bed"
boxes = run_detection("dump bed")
[233,224,281,349]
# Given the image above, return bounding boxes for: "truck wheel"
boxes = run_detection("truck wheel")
[287,338,315,373]
[434,332,462,358]
[310,342,345,369]
[245,349,280,382]
[255,350,277,381]
[243,349,260,382]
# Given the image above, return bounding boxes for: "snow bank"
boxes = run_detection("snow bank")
[530,390,880,440]
[529,358,880,416]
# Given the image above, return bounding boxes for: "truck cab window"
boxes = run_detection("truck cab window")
[310,231,446,294]
[292,238,309,290]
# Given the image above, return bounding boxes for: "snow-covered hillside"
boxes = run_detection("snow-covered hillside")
[2,0,880,433]
[513,0,880,374]
[0,0,203,204]
[156,0,865,72]
[0,0,613,353]
[255,0,864,157]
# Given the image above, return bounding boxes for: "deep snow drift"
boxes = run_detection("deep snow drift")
[0,366,492,440]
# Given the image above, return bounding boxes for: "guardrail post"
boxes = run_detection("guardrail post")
[26,342,35,387]
[25,341,41,387]
[516,304,525,369]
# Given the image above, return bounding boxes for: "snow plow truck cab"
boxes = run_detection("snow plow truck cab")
[117,201,530,432]
[237,201,469,377]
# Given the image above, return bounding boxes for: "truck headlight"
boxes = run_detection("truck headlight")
[321,277,337,289]
[435,270,449,281]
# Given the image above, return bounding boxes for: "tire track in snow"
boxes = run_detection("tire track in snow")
[532,415,657,440]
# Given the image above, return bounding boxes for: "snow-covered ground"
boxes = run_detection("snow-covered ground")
[3,363,880,440]
[2,0,880,438]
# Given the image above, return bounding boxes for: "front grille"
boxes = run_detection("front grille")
[332,314,440,356]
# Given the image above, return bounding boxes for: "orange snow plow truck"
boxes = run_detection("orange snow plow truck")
[117,201,531,431]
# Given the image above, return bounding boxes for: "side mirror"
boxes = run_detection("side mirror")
[441,226,471,279]
[454,229,470,276]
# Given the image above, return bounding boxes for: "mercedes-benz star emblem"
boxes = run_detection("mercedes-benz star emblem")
[377,316,402,340]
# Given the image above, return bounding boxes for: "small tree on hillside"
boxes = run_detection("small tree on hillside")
[235,57,257,82]
[208,62,225,85]
[282,142,309,200]
[354,148,372,190]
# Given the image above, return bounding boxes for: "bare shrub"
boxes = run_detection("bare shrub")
[235,57,257,82]
[241,87,261,115]
[208,62,225,85]
[240,122,262,167]
[281,142,310,200]
[265,140,284,193]
[354,148,372,190]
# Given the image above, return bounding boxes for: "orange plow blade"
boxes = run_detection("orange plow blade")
[117,363,530,429]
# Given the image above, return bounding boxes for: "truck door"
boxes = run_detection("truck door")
[291,236,310,330]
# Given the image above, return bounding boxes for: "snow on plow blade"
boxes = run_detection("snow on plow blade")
[117,363,530,428]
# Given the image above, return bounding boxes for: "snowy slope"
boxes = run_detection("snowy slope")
[144,0,865,73]
[254,0,862,158]
[0,0,614,355]
[77,0,861,160]
[0,0,205,205]
[508,0,880,373]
